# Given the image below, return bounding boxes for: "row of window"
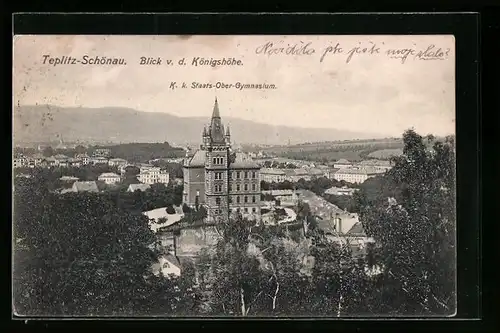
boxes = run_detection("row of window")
[214,207,258,214]
[213,157,225,165]
[213,183,259,193]
[211,171,258,179]
[215,195,258,205]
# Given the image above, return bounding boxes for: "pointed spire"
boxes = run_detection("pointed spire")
[209,97,225,144]
[212,97,220,119]
[226,125,231,136]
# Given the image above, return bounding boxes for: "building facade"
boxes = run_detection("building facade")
[138,166,170,185]
[333,167,382,184]
[183,98,261,223]
[98,172,121,185]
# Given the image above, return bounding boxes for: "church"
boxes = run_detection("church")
[182,98,262,223]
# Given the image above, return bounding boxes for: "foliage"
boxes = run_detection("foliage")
[182,203,191,214]
[355,130,456,315]
[13,175,178,316]
[323,194,358,213]
[166,205,176,214]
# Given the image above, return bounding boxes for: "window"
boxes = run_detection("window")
[252,183,256,191]
[213,157,224,165]
[215,185,222,192]
[229,197,233,203]
[215,209,220,214]
[244,171,248,179]
[252,207,256,213]
[236,184,240,191]
[244,208,248,213]
[244,196,248,203]
[252,171,256,179]
[236,196,240,203]
[229,184,232,191]
[236,171,241,179]
[244,184,248,191]
[252,196,256,203]
[196,190,200,196]
[215,197,221,205]
[215,172,222,180]
[237,208,240,213]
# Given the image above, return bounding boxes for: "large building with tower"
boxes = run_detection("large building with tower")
[182,98,261,223]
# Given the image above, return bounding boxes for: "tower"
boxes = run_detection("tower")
[205,98,231,223]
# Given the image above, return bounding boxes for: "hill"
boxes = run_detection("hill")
[13,105,384,146]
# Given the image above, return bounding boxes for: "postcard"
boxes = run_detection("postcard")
[13,35,456,318]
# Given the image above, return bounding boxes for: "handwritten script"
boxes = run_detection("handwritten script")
[255,41,451,64]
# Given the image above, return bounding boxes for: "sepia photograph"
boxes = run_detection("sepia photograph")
[12,34,456,318]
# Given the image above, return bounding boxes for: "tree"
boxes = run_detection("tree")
[13,177,179,316]
[166,205,176,214]
[42,146,54,157]
[182,203,191,214]
[196,217,267,316]
[75,145,87,155]
[355,130,456,315]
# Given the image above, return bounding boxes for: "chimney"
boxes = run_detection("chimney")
[173,234,177,257]
[334,217,343,234]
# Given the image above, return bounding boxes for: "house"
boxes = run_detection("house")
[108,158,128,167]
[127,183,151,192]
[259,168,286,183]
[53,154,70,167]
[28,153,46,168]
[71,181,99,193]
[75,153,90,165]
[98,172,121,185]
[333,167,382,184]
[308,168,326,178]
[93,148,111,158]
[358,159,393,172]
[67,158,82,167]
[60,176,79,182]
[261,189,299,207]
[45,156,57,167]
[91,156,109,165]
[138,167,170,185]
[13,155,28,168]
[326,168,340,180]
[152,254,182,278]
[324,186,358,196]
[333,159,353,169]
[287,168,311,182]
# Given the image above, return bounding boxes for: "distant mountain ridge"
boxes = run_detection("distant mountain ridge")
[13,105,384,145]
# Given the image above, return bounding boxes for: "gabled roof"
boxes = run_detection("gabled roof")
[60,176,79,181]
[98,172,120,178]
[184,149,259,169]
[72,181,98,192]
[335,159,351,164]
[127,183,151,192]
[261,168,286,175]
[164,254,181,268]
[334,167,380,175]
[230,152,260,169]
[346,222,366,236]
[31,153,45,159]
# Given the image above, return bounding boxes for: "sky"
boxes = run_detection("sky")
[13,35,455,137]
